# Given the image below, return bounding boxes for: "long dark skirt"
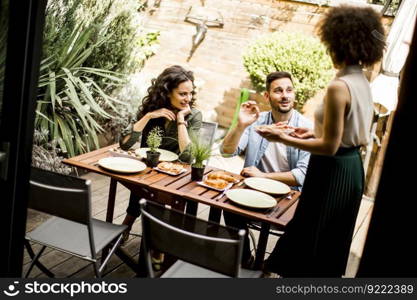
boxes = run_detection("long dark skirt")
[265,147,364,277]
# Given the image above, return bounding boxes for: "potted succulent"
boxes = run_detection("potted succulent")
[146,127,163,167]
[190,135,212,181]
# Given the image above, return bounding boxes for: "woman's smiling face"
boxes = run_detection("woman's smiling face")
[169,80,193,110]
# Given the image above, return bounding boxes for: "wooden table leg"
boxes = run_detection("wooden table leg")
[105,178,118,223]
[208,207,222,223]
[254,222,270,270]
[102,178,118,264]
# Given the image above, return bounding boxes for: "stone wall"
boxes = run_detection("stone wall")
[138,0,392,128]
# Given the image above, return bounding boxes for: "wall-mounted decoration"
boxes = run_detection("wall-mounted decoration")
[184,6,224,61]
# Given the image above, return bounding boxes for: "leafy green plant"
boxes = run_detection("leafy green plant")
[80,0,159,78]
[190,135,212,168]
[35,0,160,156]
[372,0,402,15]
[243,32,334,109]
[31,129,73,175]
[146,127,163,153]
[36,16,127,157]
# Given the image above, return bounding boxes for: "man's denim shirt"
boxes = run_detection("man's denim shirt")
[221,110,313,191]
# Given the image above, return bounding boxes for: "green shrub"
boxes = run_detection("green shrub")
[243,32,334,109]
[32,129,73,175]
[36,0,159,157]
[82,0,159,76]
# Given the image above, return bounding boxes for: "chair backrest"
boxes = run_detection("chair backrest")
[200,121,218,148]
[140,199,245,277]
[199,121,218,166]
[28,167,91,225]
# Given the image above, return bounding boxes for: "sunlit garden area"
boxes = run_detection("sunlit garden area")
[20,0,414,278]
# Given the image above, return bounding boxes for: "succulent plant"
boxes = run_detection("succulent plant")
[146,126,163,153]
[190,135,212,168]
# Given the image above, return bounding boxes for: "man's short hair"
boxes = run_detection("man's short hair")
[266,71,293,92]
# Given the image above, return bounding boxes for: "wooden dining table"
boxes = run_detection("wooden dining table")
[63,144,300,270]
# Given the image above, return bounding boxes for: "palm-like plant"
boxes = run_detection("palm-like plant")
[190,135,212,168]
[36,2,127,157]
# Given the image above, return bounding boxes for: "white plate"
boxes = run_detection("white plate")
[98,157,147,174]
[135,148,179,162]
[226,189,277,209]
[153,166,187,176]
[197,180,233,192]
[244,177,291,195]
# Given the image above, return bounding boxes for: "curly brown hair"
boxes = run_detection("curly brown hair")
[137,65,196,119]
[317,5,386,67]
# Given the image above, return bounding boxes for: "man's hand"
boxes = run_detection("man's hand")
[240,166,265,178]
[255,124,286,142]
[237,101,260,128]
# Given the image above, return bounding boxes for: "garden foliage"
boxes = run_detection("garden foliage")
[36,0,159,158]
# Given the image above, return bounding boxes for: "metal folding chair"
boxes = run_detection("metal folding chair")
[139,199,261,278]
[24,167,127,278]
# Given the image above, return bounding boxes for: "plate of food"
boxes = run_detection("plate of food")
[197,171,239,191]
[255,124,294,134]
[98,157,147,174]
[244,177,291,195]
[205,171,240,183]
[226,189,277,209]
[154,162,187,176]
[197,178,233,192]
[135,148,179,162]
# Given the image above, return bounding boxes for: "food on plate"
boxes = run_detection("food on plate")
[203,178,229,190]
[157,162,185,174]
[255,124,294,134]
[207,171,238,183]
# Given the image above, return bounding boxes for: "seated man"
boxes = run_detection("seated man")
[221,71,313,267]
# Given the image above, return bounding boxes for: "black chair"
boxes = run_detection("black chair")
[24,167,128,278]
[139,199,261,278]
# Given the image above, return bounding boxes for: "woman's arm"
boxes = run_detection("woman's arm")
[120,108,176,149]
[176,106,193,152]
[256,80,349,156]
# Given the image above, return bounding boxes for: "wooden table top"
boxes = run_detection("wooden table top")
[63,144,300,230]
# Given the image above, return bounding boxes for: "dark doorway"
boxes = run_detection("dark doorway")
[0,0,47,277]
[357,19,417,277]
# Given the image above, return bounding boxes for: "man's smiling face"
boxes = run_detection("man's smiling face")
[265,77,295,114]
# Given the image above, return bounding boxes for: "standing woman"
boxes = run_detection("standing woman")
[119,65,202,236]
[256,6,385,277]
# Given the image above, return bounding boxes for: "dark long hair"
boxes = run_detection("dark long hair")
[317,5,385,67]
[137,65,196,119]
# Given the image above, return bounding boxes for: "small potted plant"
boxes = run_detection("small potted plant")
[146,127,163,167]
[190,135,212,181]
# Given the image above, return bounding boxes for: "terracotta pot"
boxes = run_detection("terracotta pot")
[146,151,160,167]
[191,165,205,181]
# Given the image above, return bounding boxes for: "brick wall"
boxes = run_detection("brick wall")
[138,0,392,128]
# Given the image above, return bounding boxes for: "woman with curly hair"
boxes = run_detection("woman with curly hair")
[256,5,385,277]
[119,65,202,242]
